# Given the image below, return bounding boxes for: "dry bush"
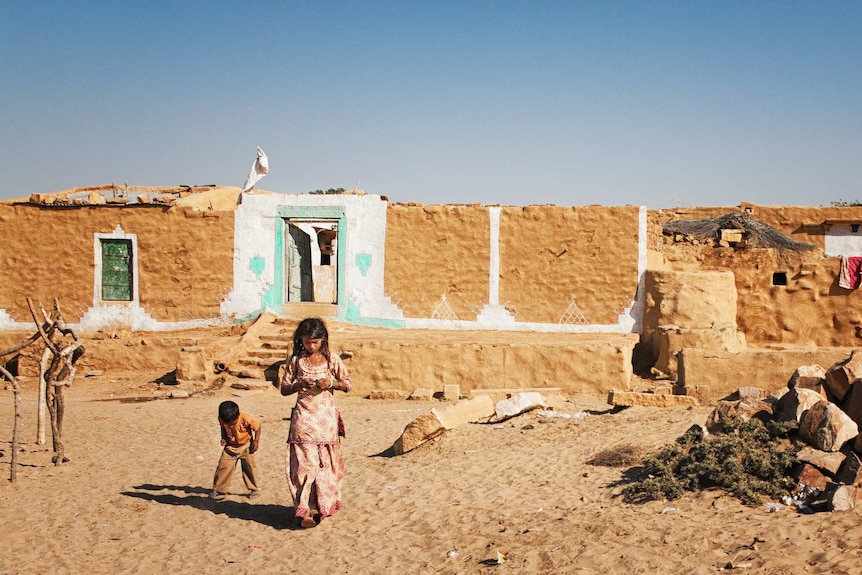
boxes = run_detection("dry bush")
[623,417,800,505]
[586,443,645,467]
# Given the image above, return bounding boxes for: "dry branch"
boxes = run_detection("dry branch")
[1,298,84,480]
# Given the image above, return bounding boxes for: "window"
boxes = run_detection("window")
[101,239,133,301]
[772,272,787,286]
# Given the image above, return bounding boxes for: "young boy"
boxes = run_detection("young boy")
[211,400,261,501]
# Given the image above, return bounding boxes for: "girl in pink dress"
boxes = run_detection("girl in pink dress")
[280,317,351,528]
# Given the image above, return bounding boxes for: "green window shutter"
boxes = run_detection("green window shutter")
[101,240,133,301]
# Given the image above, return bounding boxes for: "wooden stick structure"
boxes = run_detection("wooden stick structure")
[0,298,84,482]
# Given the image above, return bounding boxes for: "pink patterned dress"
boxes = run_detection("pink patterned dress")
[283,354,351,520]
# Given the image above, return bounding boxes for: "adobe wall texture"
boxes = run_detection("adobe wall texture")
[499,205,641,324]
[651,204,862,348]
[384,204,642,325]
[0,204,234,324]
[384,204,492,320]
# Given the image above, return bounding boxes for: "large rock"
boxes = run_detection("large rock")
[777,388,827,423]
[607,390,699,408]
[705,397,773,433]
[488,392,547,423]
[824,351,862,401]
[799,400,859,452]
[787,365,826,393]
[843,382,862,427]
[795,463,831,491]
[392,411,448,455]
[826,484,858,512]
[796,446,846,475]
[392,395,495,455]
[835,452,862,486]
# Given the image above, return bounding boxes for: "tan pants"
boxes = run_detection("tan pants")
[213,443,260,493]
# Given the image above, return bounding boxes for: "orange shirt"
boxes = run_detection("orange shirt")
[220,412,260,447]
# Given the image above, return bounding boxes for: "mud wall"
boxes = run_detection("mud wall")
[499,205,641,324]
[651,204,862,347]
[385,204,642,324]
[335,332,639,395]
[384,205,491,320]
[0,204,234,324]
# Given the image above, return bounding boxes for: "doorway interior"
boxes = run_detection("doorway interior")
[275,205,346,315]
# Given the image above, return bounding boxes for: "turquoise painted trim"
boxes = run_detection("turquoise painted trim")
[346,299,405,328]
[249,257,265,278]
[355,253,372,276]
[233,309,264,324]
[336,212,347,316]
[260,217,285,312]
[275,206,347,318]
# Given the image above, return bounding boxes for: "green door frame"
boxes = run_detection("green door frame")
[262,205,347,316]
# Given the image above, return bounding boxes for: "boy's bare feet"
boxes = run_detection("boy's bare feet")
[248,490,261,499]
[209,491,226,501]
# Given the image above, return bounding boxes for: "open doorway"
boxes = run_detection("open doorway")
[284,219,339,304]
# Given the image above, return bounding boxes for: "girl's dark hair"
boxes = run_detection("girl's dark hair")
[290,317,331,362]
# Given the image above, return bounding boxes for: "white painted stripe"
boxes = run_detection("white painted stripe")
[488,206,501,306]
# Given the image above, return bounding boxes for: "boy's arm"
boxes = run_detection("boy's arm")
[219,422,228,445]
[250,425,261,453]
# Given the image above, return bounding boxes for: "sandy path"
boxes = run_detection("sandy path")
[1,383,861,574]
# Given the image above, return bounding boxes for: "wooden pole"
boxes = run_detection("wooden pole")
[37,346,50,445]
[0,365,20,483]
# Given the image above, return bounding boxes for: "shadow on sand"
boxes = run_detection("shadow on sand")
[122,484,297,530]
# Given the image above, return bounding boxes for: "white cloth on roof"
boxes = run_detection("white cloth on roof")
[241,147,269,193]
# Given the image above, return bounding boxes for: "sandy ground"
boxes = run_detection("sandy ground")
[0,359,861,574]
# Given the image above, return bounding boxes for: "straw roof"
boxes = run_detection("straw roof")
[662,211,816,251]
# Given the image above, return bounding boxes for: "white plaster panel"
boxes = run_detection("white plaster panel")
[619,205,647,334]
[220,194,280,318]
[221,192,402,321]
[825,225,862,257]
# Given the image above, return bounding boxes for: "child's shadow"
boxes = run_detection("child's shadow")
[122,484,297,530]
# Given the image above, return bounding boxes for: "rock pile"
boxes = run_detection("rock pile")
[708,350,862,512]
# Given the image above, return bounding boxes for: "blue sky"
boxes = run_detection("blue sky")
[1,2,860,207]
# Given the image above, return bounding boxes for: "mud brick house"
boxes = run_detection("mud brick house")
[0,185,646,334]
[3,184,862,395]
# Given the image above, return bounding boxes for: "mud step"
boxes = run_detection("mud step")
[279,303,338,319]
[237,356,283,368]
[260,339,291,349]
[245,349,286,359]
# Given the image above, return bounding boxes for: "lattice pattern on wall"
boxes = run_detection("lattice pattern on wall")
[431,294,459,320]
[559,297,589,325]
[388,292,405,311]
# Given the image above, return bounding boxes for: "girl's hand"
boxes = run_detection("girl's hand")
[297,378,313,390]
[316,377,333,391]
